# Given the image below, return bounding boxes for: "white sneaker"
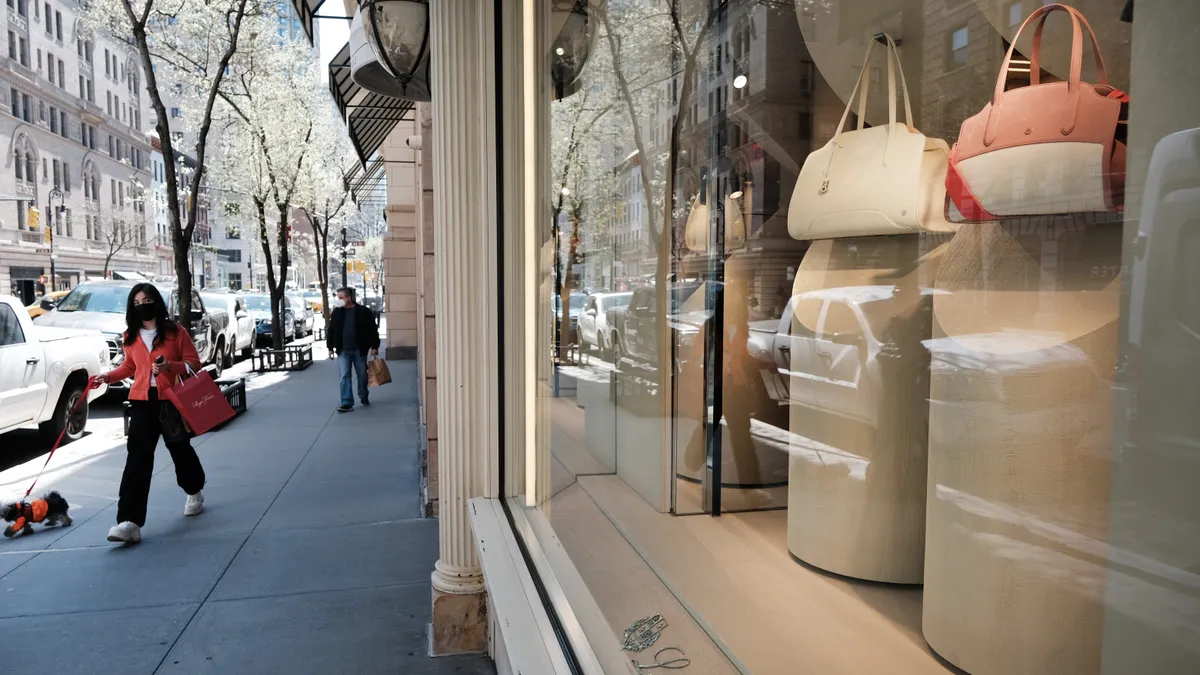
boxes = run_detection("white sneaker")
[107,521,142,544]
[184,490,205,516]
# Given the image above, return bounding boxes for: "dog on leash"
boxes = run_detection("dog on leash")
[2,492,72,538]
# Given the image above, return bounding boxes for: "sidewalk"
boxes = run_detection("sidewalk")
[0,346,492,675]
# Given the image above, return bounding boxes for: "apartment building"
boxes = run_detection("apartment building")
[1,0,155,304]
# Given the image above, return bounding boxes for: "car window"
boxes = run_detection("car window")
[788,297,821,339]
[56,285,130,313]
[191,291,203,312]
[245,296,270,311]
[0,304,25,346]
[820,301,860,340]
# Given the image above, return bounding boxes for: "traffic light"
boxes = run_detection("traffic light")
[27,206,39,232]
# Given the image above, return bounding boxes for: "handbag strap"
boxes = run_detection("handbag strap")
[828,34,914,174]
[986,4,1109,144]
[1028,4,1109,88]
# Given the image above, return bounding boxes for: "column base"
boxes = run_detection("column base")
[430,585,488,655]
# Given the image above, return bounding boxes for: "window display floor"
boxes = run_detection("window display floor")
[568,474,958,675]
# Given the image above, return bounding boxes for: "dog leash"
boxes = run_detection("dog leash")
[22,376,95,499]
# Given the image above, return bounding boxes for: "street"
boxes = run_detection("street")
[0,335,492,675]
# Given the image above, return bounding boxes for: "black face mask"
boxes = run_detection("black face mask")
[134,303,157,322]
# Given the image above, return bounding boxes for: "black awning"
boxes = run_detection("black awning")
[344,157,386,206]
[290,0,326,44]
[328,42,415,168]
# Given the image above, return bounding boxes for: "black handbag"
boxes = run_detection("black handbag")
[159,399,192,443]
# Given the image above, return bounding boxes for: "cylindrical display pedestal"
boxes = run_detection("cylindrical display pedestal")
[787,235,943,584]
[923,220,1120,675]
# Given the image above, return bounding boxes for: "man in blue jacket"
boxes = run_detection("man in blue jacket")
[326,287,381,412]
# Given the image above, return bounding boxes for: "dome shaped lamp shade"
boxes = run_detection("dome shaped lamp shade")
[359,0,430,98]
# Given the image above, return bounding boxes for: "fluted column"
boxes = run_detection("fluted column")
[428,0,492,655]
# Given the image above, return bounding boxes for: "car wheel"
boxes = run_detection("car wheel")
[596,333,607,357]
[39,379,88,445]
[241,343,253,358]
[611,336,624,364]
[222,341,235,370]
[211,341,224,377]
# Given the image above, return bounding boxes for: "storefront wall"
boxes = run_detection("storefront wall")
[495,1,1200,674]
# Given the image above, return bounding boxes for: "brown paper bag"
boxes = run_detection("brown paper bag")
[367,357,392,388]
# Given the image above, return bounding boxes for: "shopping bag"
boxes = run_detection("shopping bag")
[368,357,392,388]
[161,369,236,436]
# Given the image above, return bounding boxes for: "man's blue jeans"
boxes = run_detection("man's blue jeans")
[338,349,369,406]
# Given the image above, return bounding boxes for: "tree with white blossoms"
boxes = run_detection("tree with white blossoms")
[550,79,624,358]
[298,111,356,322]
[209,19,326,351]
[81,0,253,321]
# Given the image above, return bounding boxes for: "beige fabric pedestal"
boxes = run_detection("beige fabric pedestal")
[923,220,1121,675]
[787,235,945,584]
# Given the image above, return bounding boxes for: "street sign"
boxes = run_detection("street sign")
[35,247,51,254]
[348,240,366,248]
[345,248,356,256]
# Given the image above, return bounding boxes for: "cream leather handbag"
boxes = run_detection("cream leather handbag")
[788,35,950,240]
[684,183,749,252]
[683,193,710,251]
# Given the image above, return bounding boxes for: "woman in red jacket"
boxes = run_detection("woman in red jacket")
[94,283,206,544]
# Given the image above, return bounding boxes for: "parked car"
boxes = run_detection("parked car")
[287,292,315,337]
[579,292,631,355]
[604,282,702,364]
[202,291,254,364]
[746,289,891,426]
[552,292,587,344]
[1,294,110,443]
[25,290,71,319]
[301,289,324,313]
[244,293,296,345]
[34,281,220,391]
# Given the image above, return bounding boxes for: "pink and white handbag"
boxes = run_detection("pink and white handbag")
[946,3,1128,221]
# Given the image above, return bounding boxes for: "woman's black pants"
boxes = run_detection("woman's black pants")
[117,388,206,527]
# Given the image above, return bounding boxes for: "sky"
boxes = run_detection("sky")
[315,2,351,85]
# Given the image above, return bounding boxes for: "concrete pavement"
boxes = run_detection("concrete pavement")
[0,342,492,675]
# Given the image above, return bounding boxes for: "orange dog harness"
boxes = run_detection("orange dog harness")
[9,499,49,533]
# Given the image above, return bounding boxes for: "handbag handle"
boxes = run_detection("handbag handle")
[828,34,914,174]
[986,3,1110,145]
[1028,4,1109,89]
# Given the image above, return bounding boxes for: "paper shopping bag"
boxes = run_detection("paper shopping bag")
[368,357,392,388]
[162,370,236,435]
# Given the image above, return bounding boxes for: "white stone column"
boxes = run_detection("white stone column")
[428,0,494,655]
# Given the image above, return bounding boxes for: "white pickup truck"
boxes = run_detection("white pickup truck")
[0,294,109,443]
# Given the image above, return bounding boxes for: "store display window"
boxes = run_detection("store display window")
[515,0,1199,673]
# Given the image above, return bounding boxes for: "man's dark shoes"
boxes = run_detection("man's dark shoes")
[337,405,353,413]
[361,399,370,407]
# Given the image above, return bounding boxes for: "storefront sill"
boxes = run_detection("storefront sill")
[467,497,578,675]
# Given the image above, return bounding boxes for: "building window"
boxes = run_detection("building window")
[948,26,969,68]
[47,53,54,84]
[43,3,51,34]
[170,107,182,119]
[52,158,59,188]
[7,31,15,61]
[57,59,63,87]
[18,37,27,67]
[49,106,58,133]
[54,10,61,41]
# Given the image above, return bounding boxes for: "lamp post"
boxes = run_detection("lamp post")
[47,187,64,291]
[358,0,431,100]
